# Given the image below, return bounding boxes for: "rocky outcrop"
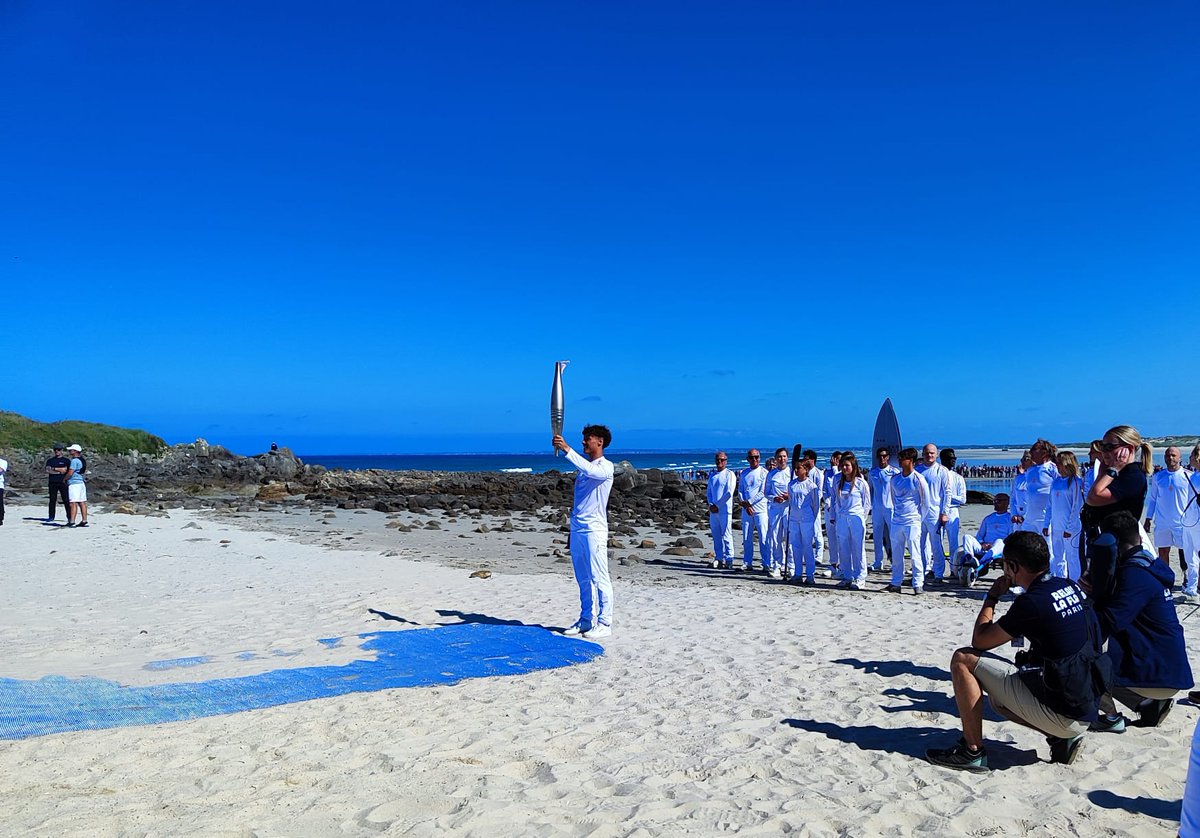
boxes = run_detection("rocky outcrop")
[0,442,713,530]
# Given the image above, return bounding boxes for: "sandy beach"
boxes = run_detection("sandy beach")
[1,498,1194,836]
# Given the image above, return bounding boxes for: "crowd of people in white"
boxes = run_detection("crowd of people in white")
[705,428,1200,600]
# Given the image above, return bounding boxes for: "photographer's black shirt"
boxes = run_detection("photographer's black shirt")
[45,455,70,484]
[997,574,1089,660]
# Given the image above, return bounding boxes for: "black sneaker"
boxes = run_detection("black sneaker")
[1136,698,1173,728]
[1089,713,1127,734]
[884,584,903,593]
[925,738,988,773]
[1047,735,1084,765]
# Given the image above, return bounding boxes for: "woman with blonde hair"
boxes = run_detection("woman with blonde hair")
[833,452,872,590]
[1043,451,1084,580]
[1082,425,1153,558]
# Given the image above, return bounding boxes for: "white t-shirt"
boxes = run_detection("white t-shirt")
[565,448,613,532]
[0,457,8,490]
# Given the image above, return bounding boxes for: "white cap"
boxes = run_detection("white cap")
[67,444,82,452]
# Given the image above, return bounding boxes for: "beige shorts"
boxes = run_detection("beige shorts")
[974,656,1089,740]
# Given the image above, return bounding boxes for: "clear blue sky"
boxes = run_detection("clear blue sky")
[2,2,1196,454]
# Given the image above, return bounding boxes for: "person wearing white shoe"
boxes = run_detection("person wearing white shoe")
[1043,451,1084,580]
[823,452,843,578]
[737,450,769,571]
[886,448,930,593]
[765,447,792,577]
[1182,445,1200,600]
[706,451,738,569]
[1145,447,1192,567]
[940,449,967,568]
[916,444,951,583]
[868,447,900,571]
[788,459,820,583]
[833,452,871,589]
[553,425,615,638]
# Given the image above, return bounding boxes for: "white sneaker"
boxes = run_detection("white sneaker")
[582,624,612,639]
[710,560,721,569]
[770,568,782,580]
[563,620,591,636]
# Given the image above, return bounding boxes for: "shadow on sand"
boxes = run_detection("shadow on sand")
[1086,790,1181,823]
[782,717,1039,770]
[833,657,950,682]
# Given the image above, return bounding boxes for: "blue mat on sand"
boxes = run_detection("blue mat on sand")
[0,624,602,740]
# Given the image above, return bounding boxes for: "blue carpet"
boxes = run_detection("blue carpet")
[0,624,602,740]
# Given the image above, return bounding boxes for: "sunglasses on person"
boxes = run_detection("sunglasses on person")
[1097,441,1128,453]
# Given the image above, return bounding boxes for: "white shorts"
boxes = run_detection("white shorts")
[68,483,88,503]
[1154,525,1185,550]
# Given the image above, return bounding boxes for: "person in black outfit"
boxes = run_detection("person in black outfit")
[45,444,72,522]
[1082,424,1152,566]
[925,531,1098,772]
[1085,511,1193,732]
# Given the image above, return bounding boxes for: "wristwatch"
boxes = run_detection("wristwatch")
[1104,468,1119,479]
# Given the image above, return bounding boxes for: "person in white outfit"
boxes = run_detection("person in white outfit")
[763,447,791,579]
[788,458,821,584]
[885,447,930,594]
[939,449,967,566]
[1146,447,1192,566]
[973,494,1014,566]
[833,452,872,590]
[1009,452,1032,527]
[1042,451,1084,580]
[738,449,769,572]
[1181,445,1200,601]
[868,447,900,572]
[802,449,826,568]
[553,425,615,640]
[824,452,843,577]
[916,443,951,584]
[706,451,738,569]
[1015,439,1059,540]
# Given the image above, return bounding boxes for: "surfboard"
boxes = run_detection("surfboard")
[871,398,903,468]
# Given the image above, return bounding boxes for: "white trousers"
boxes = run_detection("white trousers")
[920,518,944,577]
[836,514,868,585]
[742,508,769,569]
[825,511,840,568]
[812,515,825,564]
[790,519,817,580]
[766,506,790,571]
[937,511,960,573]
[892,520,925,588]
[870,505,892,569]
[1049,526,1081,581]
[710,511,733,566]
[570,529,612,627]
[1183,525,1200,595]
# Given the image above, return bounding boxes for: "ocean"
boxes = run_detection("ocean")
[299,447,1042,496]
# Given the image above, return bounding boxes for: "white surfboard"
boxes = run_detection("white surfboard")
[871,398,903,468]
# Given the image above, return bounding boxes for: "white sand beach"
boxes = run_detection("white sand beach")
[0,500,1194,836]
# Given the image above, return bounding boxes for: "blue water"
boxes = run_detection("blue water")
[301,448,1028,476]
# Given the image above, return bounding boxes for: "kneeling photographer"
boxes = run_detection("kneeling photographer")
[1084,511,1193,732]
[926,531,1109,772]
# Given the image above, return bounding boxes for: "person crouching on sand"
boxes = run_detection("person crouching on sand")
[925,531,1103,772]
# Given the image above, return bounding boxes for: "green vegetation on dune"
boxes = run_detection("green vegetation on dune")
[0,411,167,455]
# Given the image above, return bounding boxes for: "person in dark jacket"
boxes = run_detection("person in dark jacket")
[1086,510,1193,732]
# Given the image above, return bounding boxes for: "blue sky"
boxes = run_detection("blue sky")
[2,2,1196,454]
